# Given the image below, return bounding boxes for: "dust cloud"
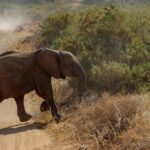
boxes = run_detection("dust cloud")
[0,5,30,31]
[0,16,26,31]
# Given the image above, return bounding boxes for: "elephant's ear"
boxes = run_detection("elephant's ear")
[35,49,60,79]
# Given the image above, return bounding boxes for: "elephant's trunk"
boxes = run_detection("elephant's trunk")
[77,65,87,96]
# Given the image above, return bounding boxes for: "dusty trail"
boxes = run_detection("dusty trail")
[0,99,52,150]
[0,23,53,150]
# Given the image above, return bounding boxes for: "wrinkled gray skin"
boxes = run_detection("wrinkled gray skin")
[0,48,87,123]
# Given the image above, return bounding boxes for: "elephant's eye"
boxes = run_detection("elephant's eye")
[70,63,74,67]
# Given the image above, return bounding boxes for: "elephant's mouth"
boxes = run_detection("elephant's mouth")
[60,74,66,79]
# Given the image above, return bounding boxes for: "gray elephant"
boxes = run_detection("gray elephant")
[0,48,87,123]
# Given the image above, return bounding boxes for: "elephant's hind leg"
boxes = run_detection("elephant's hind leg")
[14,95,32,122]
[35,90,49,112]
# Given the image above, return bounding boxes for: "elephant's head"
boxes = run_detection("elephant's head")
[36,48,87,95]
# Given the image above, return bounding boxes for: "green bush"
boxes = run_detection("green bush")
[37,5,150,94]
[38,13,71,47]
[89,62,150,94]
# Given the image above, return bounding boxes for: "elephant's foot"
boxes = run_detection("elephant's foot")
[19,113,32,122]
[40,101,49,112]
[53,114,61,123]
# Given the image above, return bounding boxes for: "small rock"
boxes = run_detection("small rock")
[79,145,88,150]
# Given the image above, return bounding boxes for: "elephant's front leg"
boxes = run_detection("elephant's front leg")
[48,97,61,123]
[14,95,32,122]
[35,76,61,123]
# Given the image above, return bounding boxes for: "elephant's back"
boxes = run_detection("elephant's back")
[0,53,34,73]
[0,53,35,99]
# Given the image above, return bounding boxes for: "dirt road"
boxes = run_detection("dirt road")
[0,99,52,150]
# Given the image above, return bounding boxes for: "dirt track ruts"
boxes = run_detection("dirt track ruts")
[0,99,52,150]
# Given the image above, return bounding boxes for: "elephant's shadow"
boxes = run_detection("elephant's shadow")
[0,122,48,135]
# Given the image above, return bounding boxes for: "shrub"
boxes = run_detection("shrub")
[38,13,71,47]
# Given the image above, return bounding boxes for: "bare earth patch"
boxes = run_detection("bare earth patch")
[0,98,52,150]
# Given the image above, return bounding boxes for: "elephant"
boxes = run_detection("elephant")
[0,50,17,57]
[0,48,87,123]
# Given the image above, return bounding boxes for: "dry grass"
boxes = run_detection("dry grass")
[74,94,150,150]
[34,85,150,150]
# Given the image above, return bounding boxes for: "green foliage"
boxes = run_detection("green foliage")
[38,13,71,46]
[90,62,150,94]
[38,5,150,94]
